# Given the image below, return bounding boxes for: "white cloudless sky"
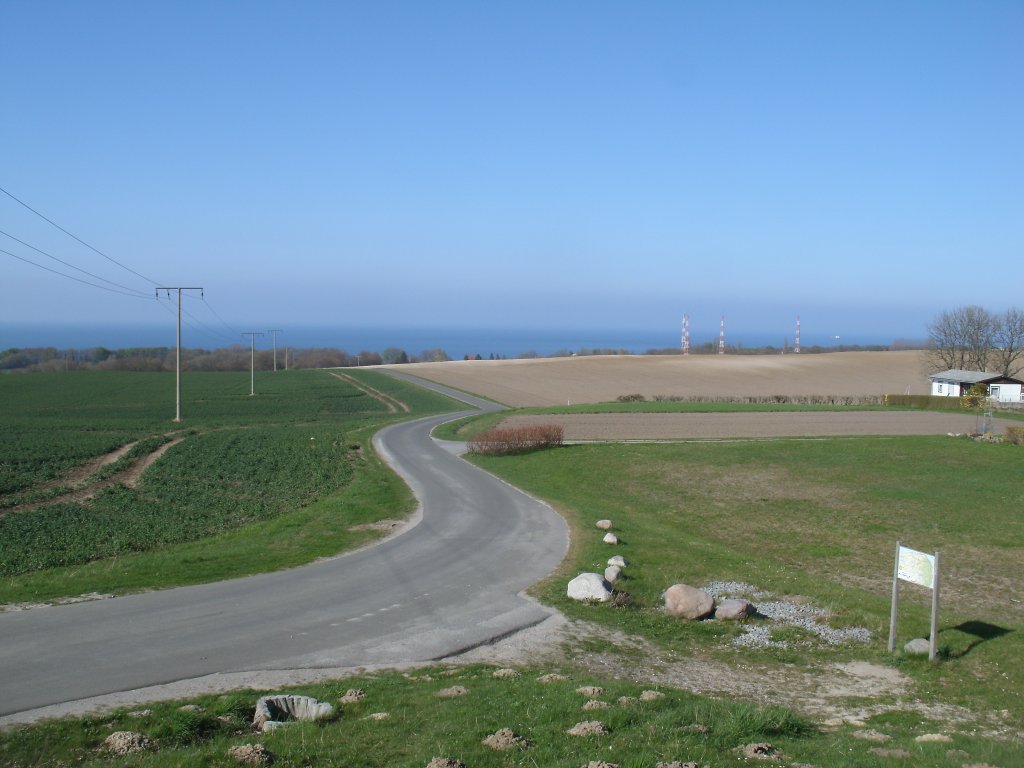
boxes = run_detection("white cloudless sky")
[2,1,1021,347]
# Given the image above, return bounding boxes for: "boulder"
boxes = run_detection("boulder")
[607,555,627,567]
[604,565,622,584]
[602,533,619,545]
[568,573,612,602]
[663,584,714,620]
[904,638,931,656]
[595,519,613,530]
[714,598,753,620]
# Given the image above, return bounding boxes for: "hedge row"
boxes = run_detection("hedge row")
[469,424,564,455]
[883,394,973,410]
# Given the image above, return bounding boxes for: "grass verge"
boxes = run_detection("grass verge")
[3,663,1018,767]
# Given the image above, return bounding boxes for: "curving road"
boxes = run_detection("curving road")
[0,375,568,725]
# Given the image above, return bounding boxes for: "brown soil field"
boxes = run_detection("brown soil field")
[499,411,1014,440]
[386,350,931,406]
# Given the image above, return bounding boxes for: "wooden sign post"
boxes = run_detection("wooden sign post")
[888,541,941,661]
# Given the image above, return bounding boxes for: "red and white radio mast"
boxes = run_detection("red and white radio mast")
[682,315,690,355]
[718,315,726,355]
[795,315,801,354]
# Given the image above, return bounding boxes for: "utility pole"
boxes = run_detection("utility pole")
[242,331,265,396]
[266,329,283,371]
[156,286,203,421]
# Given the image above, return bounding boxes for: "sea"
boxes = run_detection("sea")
[1,323,903,359]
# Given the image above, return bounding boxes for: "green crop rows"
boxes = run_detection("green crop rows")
[0,369,458,579]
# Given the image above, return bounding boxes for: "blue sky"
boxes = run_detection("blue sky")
[2,1,1021,348]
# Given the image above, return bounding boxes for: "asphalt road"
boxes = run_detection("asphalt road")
[0,375,568,722]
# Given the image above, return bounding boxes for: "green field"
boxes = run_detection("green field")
[0,369,460,603]
[467,435,1024,737]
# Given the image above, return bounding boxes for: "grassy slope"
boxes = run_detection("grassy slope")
[469,437,1024,730]
[0,369,460,603]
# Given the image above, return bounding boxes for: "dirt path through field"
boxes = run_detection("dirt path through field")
[499,411,1016,440]
[328,371,409,413]
[3,436,184,514]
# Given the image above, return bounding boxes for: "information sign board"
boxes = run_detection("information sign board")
[888,541,941,661]
[897,546,936,588]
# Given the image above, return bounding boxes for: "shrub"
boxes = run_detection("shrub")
[469,424,564,455]
[1006,426,1024,445]
[617,393,646,402]
[883,394,965,410]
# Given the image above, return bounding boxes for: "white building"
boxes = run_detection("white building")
[929,369,1024,403]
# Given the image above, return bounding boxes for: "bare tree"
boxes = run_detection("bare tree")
[993,307,1024,378]
[926,305,995,372]
[416,347,450,363]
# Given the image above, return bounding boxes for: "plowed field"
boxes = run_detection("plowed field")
[388,350,930,407]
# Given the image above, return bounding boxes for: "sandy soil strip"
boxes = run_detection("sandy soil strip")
[499,411,1014,440]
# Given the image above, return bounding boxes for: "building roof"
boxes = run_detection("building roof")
[929,369,1024,385]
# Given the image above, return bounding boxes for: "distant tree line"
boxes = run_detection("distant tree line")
[0,337,928,373]
[927,305,1024,377]
[0,344,452,373]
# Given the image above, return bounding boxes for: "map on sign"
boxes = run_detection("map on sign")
[898,546,936,589]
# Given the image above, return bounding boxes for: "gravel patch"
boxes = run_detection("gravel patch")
[705,581,871,649]
[703,581,771,600]
[753,599,871,646]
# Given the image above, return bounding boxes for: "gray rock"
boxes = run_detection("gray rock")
[595,519,613,530]
[253,694,334,731]
[567,573,612,602]
[607,555,627,567]
[663,583,714,620]
[714,598,753,620]
[602,533,619,545]
[604,565,622,583]
[904,638,931,656]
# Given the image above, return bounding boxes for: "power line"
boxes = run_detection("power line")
[192,293,239,338]
[180,304,236,345]
[0,228,151,296]
[2,246,157,299]
[0,184,161,285]
[153,295,233,346]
